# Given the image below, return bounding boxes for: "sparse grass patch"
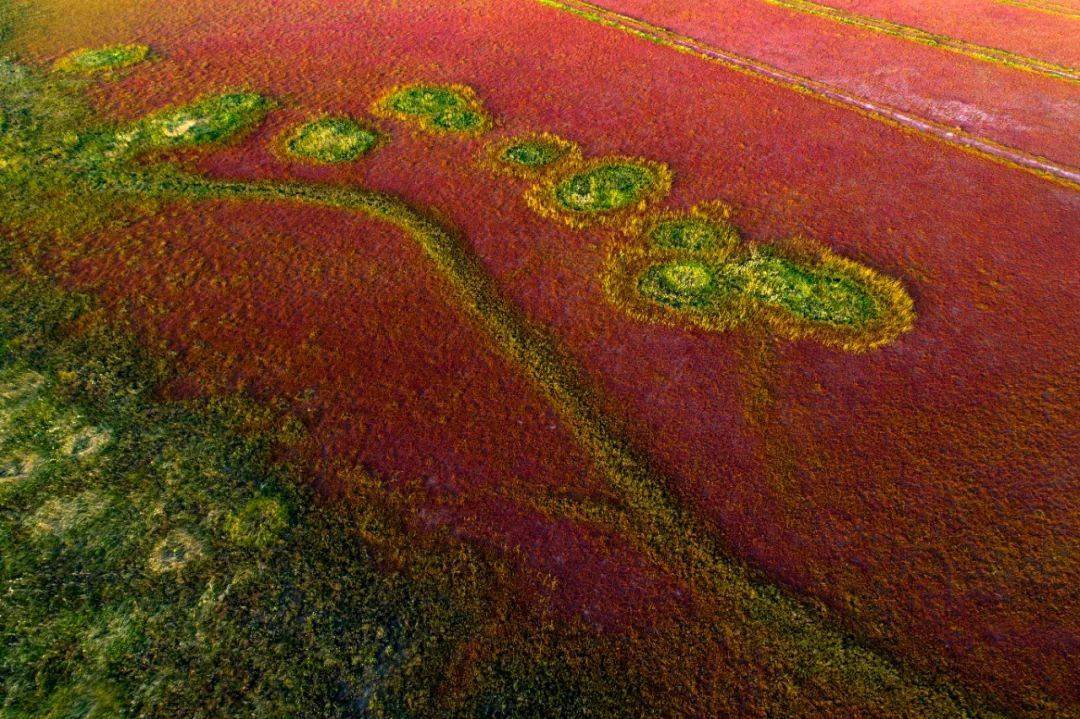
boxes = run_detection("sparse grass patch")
[0,369,43,402]
[147,529,203,573]
[79,607,148,673]
[0,450,39,483]
[40,681,123,719]
[25,489,111,539]
[60,424,111,458]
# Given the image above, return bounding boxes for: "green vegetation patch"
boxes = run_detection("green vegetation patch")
[376,83,491,134]
[0,59,272,239]
[385,84,469,117]
[638,260,727,310]
[283,116,381,163]
[134,91,271,150]
[484,132,580,179]
[724,251,879,326]
[554,161,660,214]
[500,136,571,168]
[53,44,150,74]
[225,495,288,548]
[648,216,739,252]
[502,141,562,167]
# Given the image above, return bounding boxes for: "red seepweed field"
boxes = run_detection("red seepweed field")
[1,0,1077,717]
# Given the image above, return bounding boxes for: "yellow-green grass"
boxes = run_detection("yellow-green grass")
[373,83,492,135]
[602,197,914,351]
[130,91,272,151]
[280,116,382,164]
[604,242,914,350]
[53,43,150,74]
[525,155,672,228]
[483,131,582,178]
[639,202,742,252]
